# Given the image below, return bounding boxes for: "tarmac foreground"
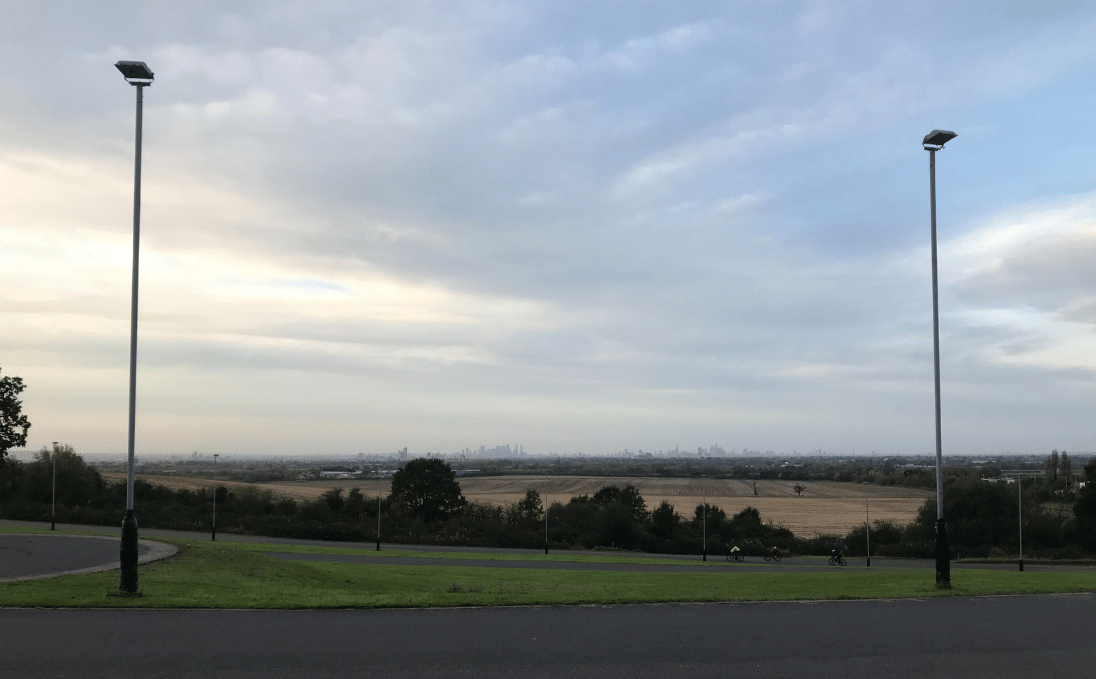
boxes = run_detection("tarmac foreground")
[3,595,1095,678]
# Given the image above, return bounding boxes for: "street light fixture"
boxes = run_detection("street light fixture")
[923,128,957,588]
[115,59,153,593]
[51,442,58,531]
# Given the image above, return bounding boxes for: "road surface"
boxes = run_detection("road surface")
[3,594,1094,678]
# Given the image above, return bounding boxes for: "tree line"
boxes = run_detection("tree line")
[5,451,1096,559]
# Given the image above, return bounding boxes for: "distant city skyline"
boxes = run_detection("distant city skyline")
[3,2,1096,459]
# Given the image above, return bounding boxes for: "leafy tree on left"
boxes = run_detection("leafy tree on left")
[0,366,31,462]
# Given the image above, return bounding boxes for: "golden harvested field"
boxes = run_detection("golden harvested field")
[106,473,931,537]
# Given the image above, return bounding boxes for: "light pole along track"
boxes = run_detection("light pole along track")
[114,60,154,594]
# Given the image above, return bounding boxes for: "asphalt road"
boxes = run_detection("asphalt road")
[0,534,176,583]
[3,594,1095,678]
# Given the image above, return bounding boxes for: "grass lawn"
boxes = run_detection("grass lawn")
[2,529,1095,609]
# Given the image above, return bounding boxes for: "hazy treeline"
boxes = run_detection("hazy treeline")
[3,449,1096,559]
[459,452,1085,491]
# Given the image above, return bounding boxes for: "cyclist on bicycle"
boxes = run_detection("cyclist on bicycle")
[768,545,780,558]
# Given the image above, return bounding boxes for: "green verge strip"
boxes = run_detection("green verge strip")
[1,538,1095,609]
[236,543,722,566]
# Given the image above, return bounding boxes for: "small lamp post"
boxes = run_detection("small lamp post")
[863,481,871,567]
[115,59,154,594]
[923,128,957,588]
[544,472,549,555]
[211,454,218,541]
[702,494,707,562]
[51,442,58,530]
[1017,475,1024,572]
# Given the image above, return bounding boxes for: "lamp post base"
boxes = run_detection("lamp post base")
[120,509,139,593]
[935,518,951,588]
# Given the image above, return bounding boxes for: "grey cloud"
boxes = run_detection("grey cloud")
[954,230,1096,320]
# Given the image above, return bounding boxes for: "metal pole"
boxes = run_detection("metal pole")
[1018,476,1024,572]
[119,82,145,593]
[928,146,951,588]
[376,491,381,551]
[212,454,218,541]
[544,472,549,555]
[865,485,871,567]
[51,442,58,530]
[702,494,707,562]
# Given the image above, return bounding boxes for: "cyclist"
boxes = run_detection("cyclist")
[768,545,780,559]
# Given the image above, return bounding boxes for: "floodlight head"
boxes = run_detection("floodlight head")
[115,61,154,85]
[923,129,957,149]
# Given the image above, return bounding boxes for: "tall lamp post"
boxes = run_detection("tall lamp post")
[923,128,957,588]
[115,60,154,593]
[50,440,58,530]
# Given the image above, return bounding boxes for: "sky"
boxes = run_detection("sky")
[2,1,1096,460]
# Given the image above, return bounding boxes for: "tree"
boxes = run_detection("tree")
[793,484,806,497]
[23,444,102,506]
[1061,452,1073,487]
[0,366,31,462]
[650,500,680,538]
[344,487,365,518]
[693,502,727,527]
[390,458,466,521]
[320,487,344,512]
[618,485,649,522]
[728,506,764,539]
[509,488,543,526]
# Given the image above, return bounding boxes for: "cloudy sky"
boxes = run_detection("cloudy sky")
[2,1,1095,459]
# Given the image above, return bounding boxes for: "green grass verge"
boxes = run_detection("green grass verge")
[2,533,1095,609]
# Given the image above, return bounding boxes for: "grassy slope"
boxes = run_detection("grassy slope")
[2,531,1095,609]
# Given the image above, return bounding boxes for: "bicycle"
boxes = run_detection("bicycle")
[764,550,782,562]
[828,554,847,566]
[726,551,744,562]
